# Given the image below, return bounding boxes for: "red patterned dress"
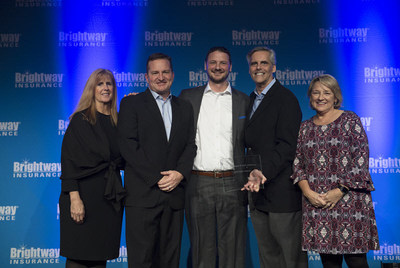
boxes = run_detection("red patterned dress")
[291,110,379,254]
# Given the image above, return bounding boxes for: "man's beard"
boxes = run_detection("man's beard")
[208,71,229,84]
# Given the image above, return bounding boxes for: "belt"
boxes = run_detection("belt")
[191,170,234,178]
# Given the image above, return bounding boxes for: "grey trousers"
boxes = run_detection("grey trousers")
[185,174,248,268]
[250,209,308,268]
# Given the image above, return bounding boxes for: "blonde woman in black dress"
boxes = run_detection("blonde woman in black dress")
[59,69,125,268]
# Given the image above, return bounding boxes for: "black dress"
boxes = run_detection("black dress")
[59,111,125,261]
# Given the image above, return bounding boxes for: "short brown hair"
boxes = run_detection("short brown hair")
[205,46,232,64]
[146,53,173,73]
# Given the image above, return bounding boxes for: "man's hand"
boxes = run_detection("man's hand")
[158,170,184,192]
[69,191,85,224]
[123,92,139,97]
[241,169,267,192]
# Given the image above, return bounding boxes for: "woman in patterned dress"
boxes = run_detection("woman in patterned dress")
[291,74,379,268]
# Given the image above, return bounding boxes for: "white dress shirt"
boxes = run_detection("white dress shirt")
[193,83,234,171]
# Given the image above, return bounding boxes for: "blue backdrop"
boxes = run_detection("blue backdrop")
[1,0,399,267]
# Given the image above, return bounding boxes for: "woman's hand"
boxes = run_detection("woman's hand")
[303,189,327,208]
[320,188,344,209]
[298,180,326,208]
[69,191,85,224]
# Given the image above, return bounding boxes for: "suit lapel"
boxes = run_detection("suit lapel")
[247,83,279,126]
[143,89,169,142]
[232,89,241,149]
[191,86,206,128]
[169,96,181,143]
[246,92,256,127]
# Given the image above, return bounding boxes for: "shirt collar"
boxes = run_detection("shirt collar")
[149,88,172,101]
[204,82,232,95]
[254,78,276,97]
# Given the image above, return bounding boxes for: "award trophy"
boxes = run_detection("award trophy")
[220,154,262,192]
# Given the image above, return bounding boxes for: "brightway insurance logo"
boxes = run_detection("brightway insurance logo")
[15,0,62,7]
[15,72,63,88]
[360,117,373,132]
[58,119,69,136]
[187,0,233,6]
[0,122,21,136]
[113,71,148,89]
[369,156,400,174]
[319,27,369,44]
[232,29,280,46]
[274,0,320,5]
[144,31,193,47]
[102,0,148,6]
[188,70,238,87]
[364,66,400,83]
[307,251,321,262]
[107,246,128,264]
[275,69,325,86]
[373,243,400,262]
[13,160,61,179]
[59,31,109,47]
[9,245,60,265]
[0,33,21,48]
[0,206,18,221]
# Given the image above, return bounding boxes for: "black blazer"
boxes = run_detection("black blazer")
[118,89,197,209]
[245,80,302,212]
[179,85,249,204]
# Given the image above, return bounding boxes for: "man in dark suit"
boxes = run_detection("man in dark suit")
[180,47,249,268]
[242,47,308,268]
[118,53,197,268]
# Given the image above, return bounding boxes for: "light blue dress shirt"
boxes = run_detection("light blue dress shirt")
[149,89,172,141]
[250,78,276,118]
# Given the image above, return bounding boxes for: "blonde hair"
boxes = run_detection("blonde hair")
[308,74,343,109]
[70,68,118,125]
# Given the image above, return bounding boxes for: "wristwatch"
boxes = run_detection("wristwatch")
[337,185,349,195]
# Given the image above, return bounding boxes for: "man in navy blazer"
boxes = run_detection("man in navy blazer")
[242,47,308,268]
[180,47,249,268]
[118,53,197,268]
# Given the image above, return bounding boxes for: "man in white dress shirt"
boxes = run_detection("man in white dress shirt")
[180,47,249,268]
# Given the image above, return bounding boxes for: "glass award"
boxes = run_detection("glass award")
[220,155,262,192]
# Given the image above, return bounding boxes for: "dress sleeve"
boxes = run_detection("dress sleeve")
[61,179,79,192]
[60,112,108,192]
[340,112,375,191]
[291,122,308,184]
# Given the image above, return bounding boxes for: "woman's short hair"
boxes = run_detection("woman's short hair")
[308,74,343,109]
[71,68,118,125]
